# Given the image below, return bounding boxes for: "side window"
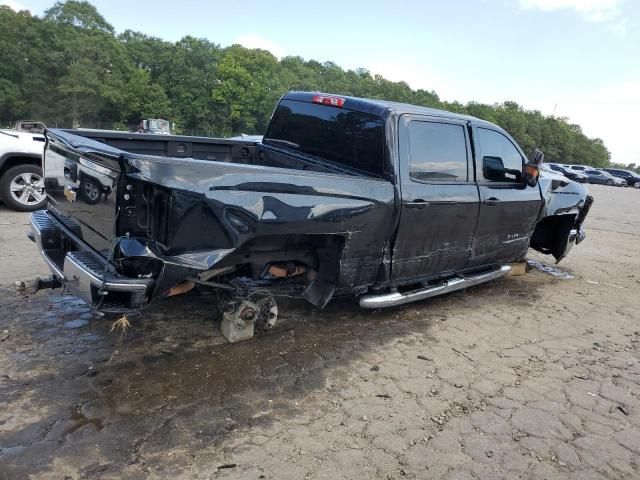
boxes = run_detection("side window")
[477,128,524,182]
[408,122,468,182]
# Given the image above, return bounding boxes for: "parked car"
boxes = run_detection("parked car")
[546,163,588,182]
[584,169,626,186]
[602,168,640,188]
[136,118,172,135]
[12,120,47,134]
[0,126,46,211]
[564,164,588,171]
[29,92,593,342]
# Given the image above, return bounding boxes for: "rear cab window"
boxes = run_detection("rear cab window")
[263,99,385,177]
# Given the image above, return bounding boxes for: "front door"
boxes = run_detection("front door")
[467,126,543,267]
[391,116,480,283]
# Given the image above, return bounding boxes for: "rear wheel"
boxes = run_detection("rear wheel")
[0,165,46,212]
[634,181,640,189]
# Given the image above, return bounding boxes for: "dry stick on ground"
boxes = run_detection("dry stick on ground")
[451,347,477,364]
[106,315,132,366]
[111,315,131,335]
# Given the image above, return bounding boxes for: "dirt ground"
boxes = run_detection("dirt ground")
[1,183,639,480]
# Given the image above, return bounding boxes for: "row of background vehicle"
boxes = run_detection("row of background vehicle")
[545,163,640,188]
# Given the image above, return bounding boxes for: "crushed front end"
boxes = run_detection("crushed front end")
[531,177,594,263]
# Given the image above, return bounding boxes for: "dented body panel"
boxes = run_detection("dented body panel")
[31,92,592,313]
[531,175,592,262]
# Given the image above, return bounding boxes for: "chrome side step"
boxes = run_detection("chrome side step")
[359,265,512,309]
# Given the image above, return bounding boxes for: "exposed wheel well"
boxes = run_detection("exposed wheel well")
[214,234,345,308]
[0,155,42,179]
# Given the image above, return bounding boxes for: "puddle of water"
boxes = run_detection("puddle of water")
[527,259,575,279]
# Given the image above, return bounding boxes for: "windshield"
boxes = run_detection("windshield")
[264,99,385,177]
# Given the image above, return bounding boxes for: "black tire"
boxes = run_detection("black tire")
[79,176,102,204]
[634,181,640,189]
[0,164,47,212]
[606,180,613,186]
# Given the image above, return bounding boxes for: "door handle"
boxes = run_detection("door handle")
[484,197,500,206]
[407,199,429,208]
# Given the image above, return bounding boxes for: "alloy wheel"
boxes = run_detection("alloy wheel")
[9,172,45,207]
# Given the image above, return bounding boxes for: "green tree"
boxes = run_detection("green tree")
[44,1,130,127]
[121,69,171,124]
[0,0,612,165]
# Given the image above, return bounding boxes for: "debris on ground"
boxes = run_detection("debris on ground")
[110,315,131,334]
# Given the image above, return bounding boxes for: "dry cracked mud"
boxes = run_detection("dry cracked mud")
[1,183,639,479]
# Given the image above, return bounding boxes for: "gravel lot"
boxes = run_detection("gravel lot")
[1,184,639,480]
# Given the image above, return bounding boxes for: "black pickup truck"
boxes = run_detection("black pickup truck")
[30,92,592,339]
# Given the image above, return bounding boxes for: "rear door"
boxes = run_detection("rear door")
[391,115,480,283]
[467,126,542,267]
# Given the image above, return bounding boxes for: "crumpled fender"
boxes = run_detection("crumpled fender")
[538,176,590,218]
[531,176,591,262]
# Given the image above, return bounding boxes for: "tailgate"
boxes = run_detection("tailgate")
[44,129,123,255]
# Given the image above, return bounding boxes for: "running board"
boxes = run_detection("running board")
[359,265,512,309]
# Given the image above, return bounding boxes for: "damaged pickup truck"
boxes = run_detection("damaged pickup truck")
[29,92,592,341]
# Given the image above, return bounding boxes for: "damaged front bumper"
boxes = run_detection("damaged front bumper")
[28,210,153,313]
[560,226,586,261]
[555,194,592,262]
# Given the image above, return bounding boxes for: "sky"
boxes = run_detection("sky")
[3,0,639,165]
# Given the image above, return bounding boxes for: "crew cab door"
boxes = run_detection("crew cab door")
[467,126,543,267]
[391,116,480,283]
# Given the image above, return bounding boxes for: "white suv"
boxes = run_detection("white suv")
[0,127,46,211]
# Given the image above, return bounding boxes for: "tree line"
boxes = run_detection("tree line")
[1,1,628,170]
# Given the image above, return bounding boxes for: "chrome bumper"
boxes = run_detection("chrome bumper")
[29,210,153,313]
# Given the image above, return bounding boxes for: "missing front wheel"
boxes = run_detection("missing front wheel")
[219,291,278,343]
